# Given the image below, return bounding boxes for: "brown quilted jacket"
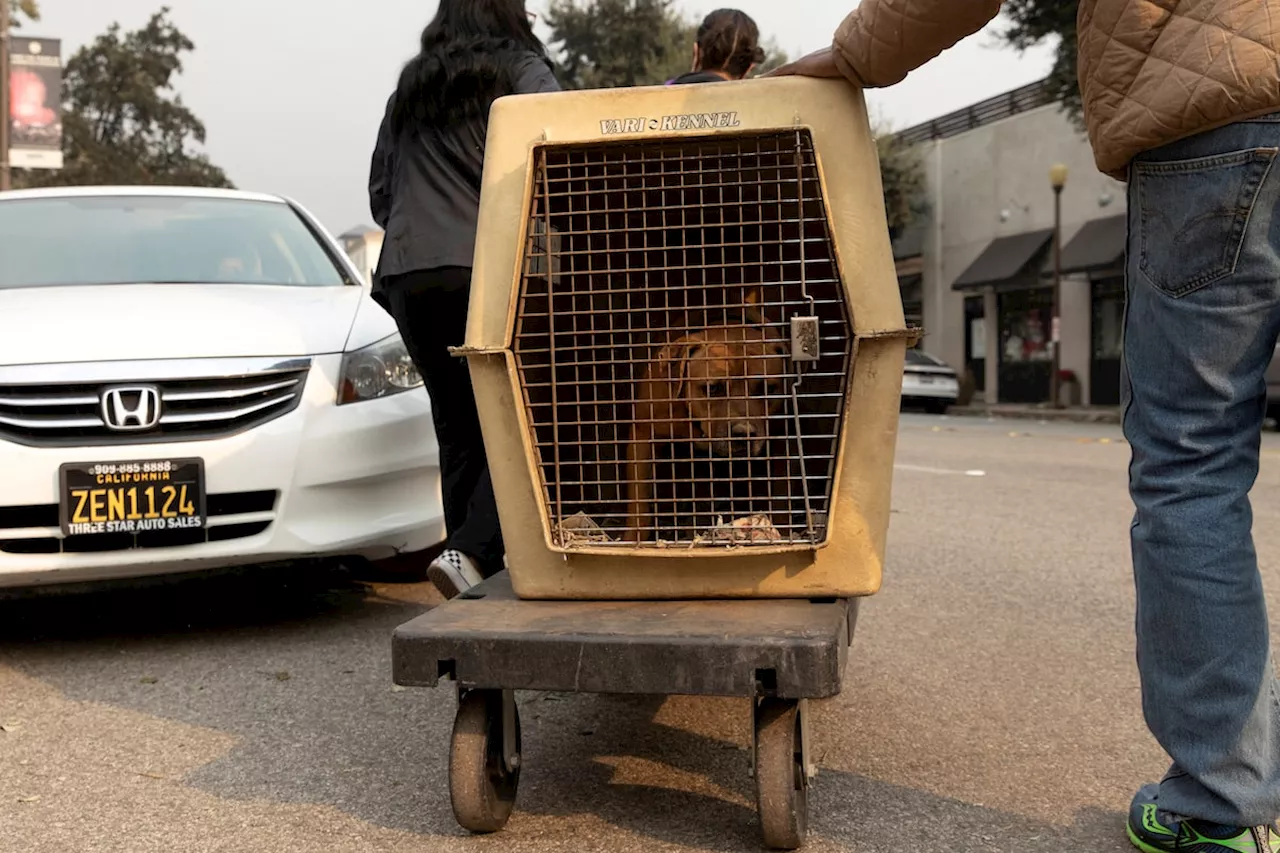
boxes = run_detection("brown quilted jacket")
[831,0,1280,179]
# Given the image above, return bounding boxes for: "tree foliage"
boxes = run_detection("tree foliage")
[15,7,233,189]
[545,0,788,89]
[546,0,692,88]
[8,0,40,26]
[1000,0,1080,122]
[754,38,791,76]
[876,131,928,239]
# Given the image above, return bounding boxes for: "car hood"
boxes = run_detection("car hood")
[0,284,366,367]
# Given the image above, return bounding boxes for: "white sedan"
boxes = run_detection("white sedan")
[901,348,961,415]
[0,186,445,590]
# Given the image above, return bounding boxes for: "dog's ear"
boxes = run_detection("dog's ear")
[742,286,769,327]
[653,334,705,403]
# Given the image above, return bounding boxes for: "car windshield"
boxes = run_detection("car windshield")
[0,195,349,289]
[905,349,944,367]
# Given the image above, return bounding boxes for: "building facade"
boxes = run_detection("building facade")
[894,80,1128,406]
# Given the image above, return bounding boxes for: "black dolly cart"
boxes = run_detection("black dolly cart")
[391,572,858,850]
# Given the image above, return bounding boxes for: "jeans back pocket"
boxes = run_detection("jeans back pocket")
[1135,148,1278,297]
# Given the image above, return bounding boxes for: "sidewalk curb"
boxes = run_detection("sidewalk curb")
[945,406,1122,425]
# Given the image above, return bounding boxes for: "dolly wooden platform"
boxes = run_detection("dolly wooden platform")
[391,571,859,849]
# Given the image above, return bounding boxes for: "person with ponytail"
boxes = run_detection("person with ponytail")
[368,0,559,600]
[669,9,765,85]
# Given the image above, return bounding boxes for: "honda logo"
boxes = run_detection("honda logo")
[100,386,162,432]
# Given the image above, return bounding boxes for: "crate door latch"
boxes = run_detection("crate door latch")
[790,315,820,363]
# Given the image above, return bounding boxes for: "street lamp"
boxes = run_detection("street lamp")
[1049,163,1068,407]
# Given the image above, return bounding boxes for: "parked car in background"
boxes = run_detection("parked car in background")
[0,187,445,590]
[901,348,961,415]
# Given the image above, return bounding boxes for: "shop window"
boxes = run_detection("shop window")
[1092,277,1124,362]
[998,287,1053,403]
[964,296,985,392]
[1091,276,1125,406]
[999,287,1053,365]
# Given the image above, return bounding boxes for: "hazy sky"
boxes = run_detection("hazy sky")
[24,1,1056,234]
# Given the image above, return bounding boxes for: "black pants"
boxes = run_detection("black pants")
[383,267,504,577]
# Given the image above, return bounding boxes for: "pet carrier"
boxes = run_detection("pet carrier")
[456,76,912,600]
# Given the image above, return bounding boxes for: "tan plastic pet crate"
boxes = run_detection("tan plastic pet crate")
[456,76,913,600]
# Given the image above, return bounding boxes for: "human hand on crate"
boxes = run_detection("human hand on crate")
[764,47,843,80]
[765,0,1001,88]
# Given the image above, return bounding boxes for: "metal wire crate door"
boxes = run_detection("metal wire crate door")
[513,129,854,552]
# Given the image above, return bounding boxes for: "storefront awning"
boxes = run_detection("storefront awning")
[1056,214,1126,275]
[951,229,1054,291]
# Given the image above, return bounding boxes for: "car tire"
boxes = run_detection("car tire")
[925,400,950,416]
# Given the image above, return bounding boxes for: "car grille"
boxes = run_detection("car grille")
[0,365,311,447]
[0,490,278,554]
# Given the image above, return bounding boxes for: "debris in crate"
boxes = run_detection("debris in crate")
[557,512,615,544]
[695,515,783,545]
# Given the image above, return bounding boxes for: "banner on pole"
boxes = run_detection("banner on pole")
[8,37,63,170]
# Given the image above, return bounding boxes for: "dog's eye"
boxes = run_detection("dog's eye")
[707,382,728,398]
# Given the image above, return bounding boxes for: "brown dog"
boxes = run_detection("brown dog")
[624,307,790,543]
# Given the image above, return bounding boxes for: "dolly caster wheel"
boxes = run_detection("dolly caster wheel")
[754,698,810,850]
[449,688,521,833]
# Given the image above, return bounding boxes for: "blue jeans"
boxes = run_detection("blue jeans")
[1125,116,1280,826]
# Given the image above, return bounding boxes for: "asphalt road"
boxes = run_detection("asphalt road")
[5,412,1280,852]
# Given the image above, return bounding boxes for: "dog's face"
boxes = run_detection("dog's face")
[674,326,789,457]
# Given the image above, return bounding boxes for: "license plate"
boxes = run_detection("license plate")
[918,376,935,384]
[59,459,206,537]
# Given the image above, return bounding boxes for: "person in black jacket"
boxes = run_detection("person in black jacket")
[668,9,766,85]
[368,0,559,600]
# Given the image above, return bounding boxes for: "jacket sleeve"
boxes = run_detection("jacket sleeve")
[369,93,395,230]
[832,0,1003,88]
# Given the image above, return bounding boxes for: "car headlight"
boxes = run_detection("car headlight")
[337,333,424,405]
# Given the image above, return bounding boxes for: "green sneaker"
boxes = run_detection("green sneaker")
[1128,784,1280,852]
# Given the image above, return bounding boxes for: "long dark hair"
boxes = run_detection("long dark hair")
[695,9,765,79]
[390,0,550,133]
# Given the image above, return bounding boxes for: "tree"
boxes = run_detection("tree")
[15,7,233,189]
[755,38,791,76]
[1000,0,1080,122]
[546,0,692,88]
[644,12,699,86]
[876,130,928,239]
[8,0,40,26]
[545,0,789,88]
